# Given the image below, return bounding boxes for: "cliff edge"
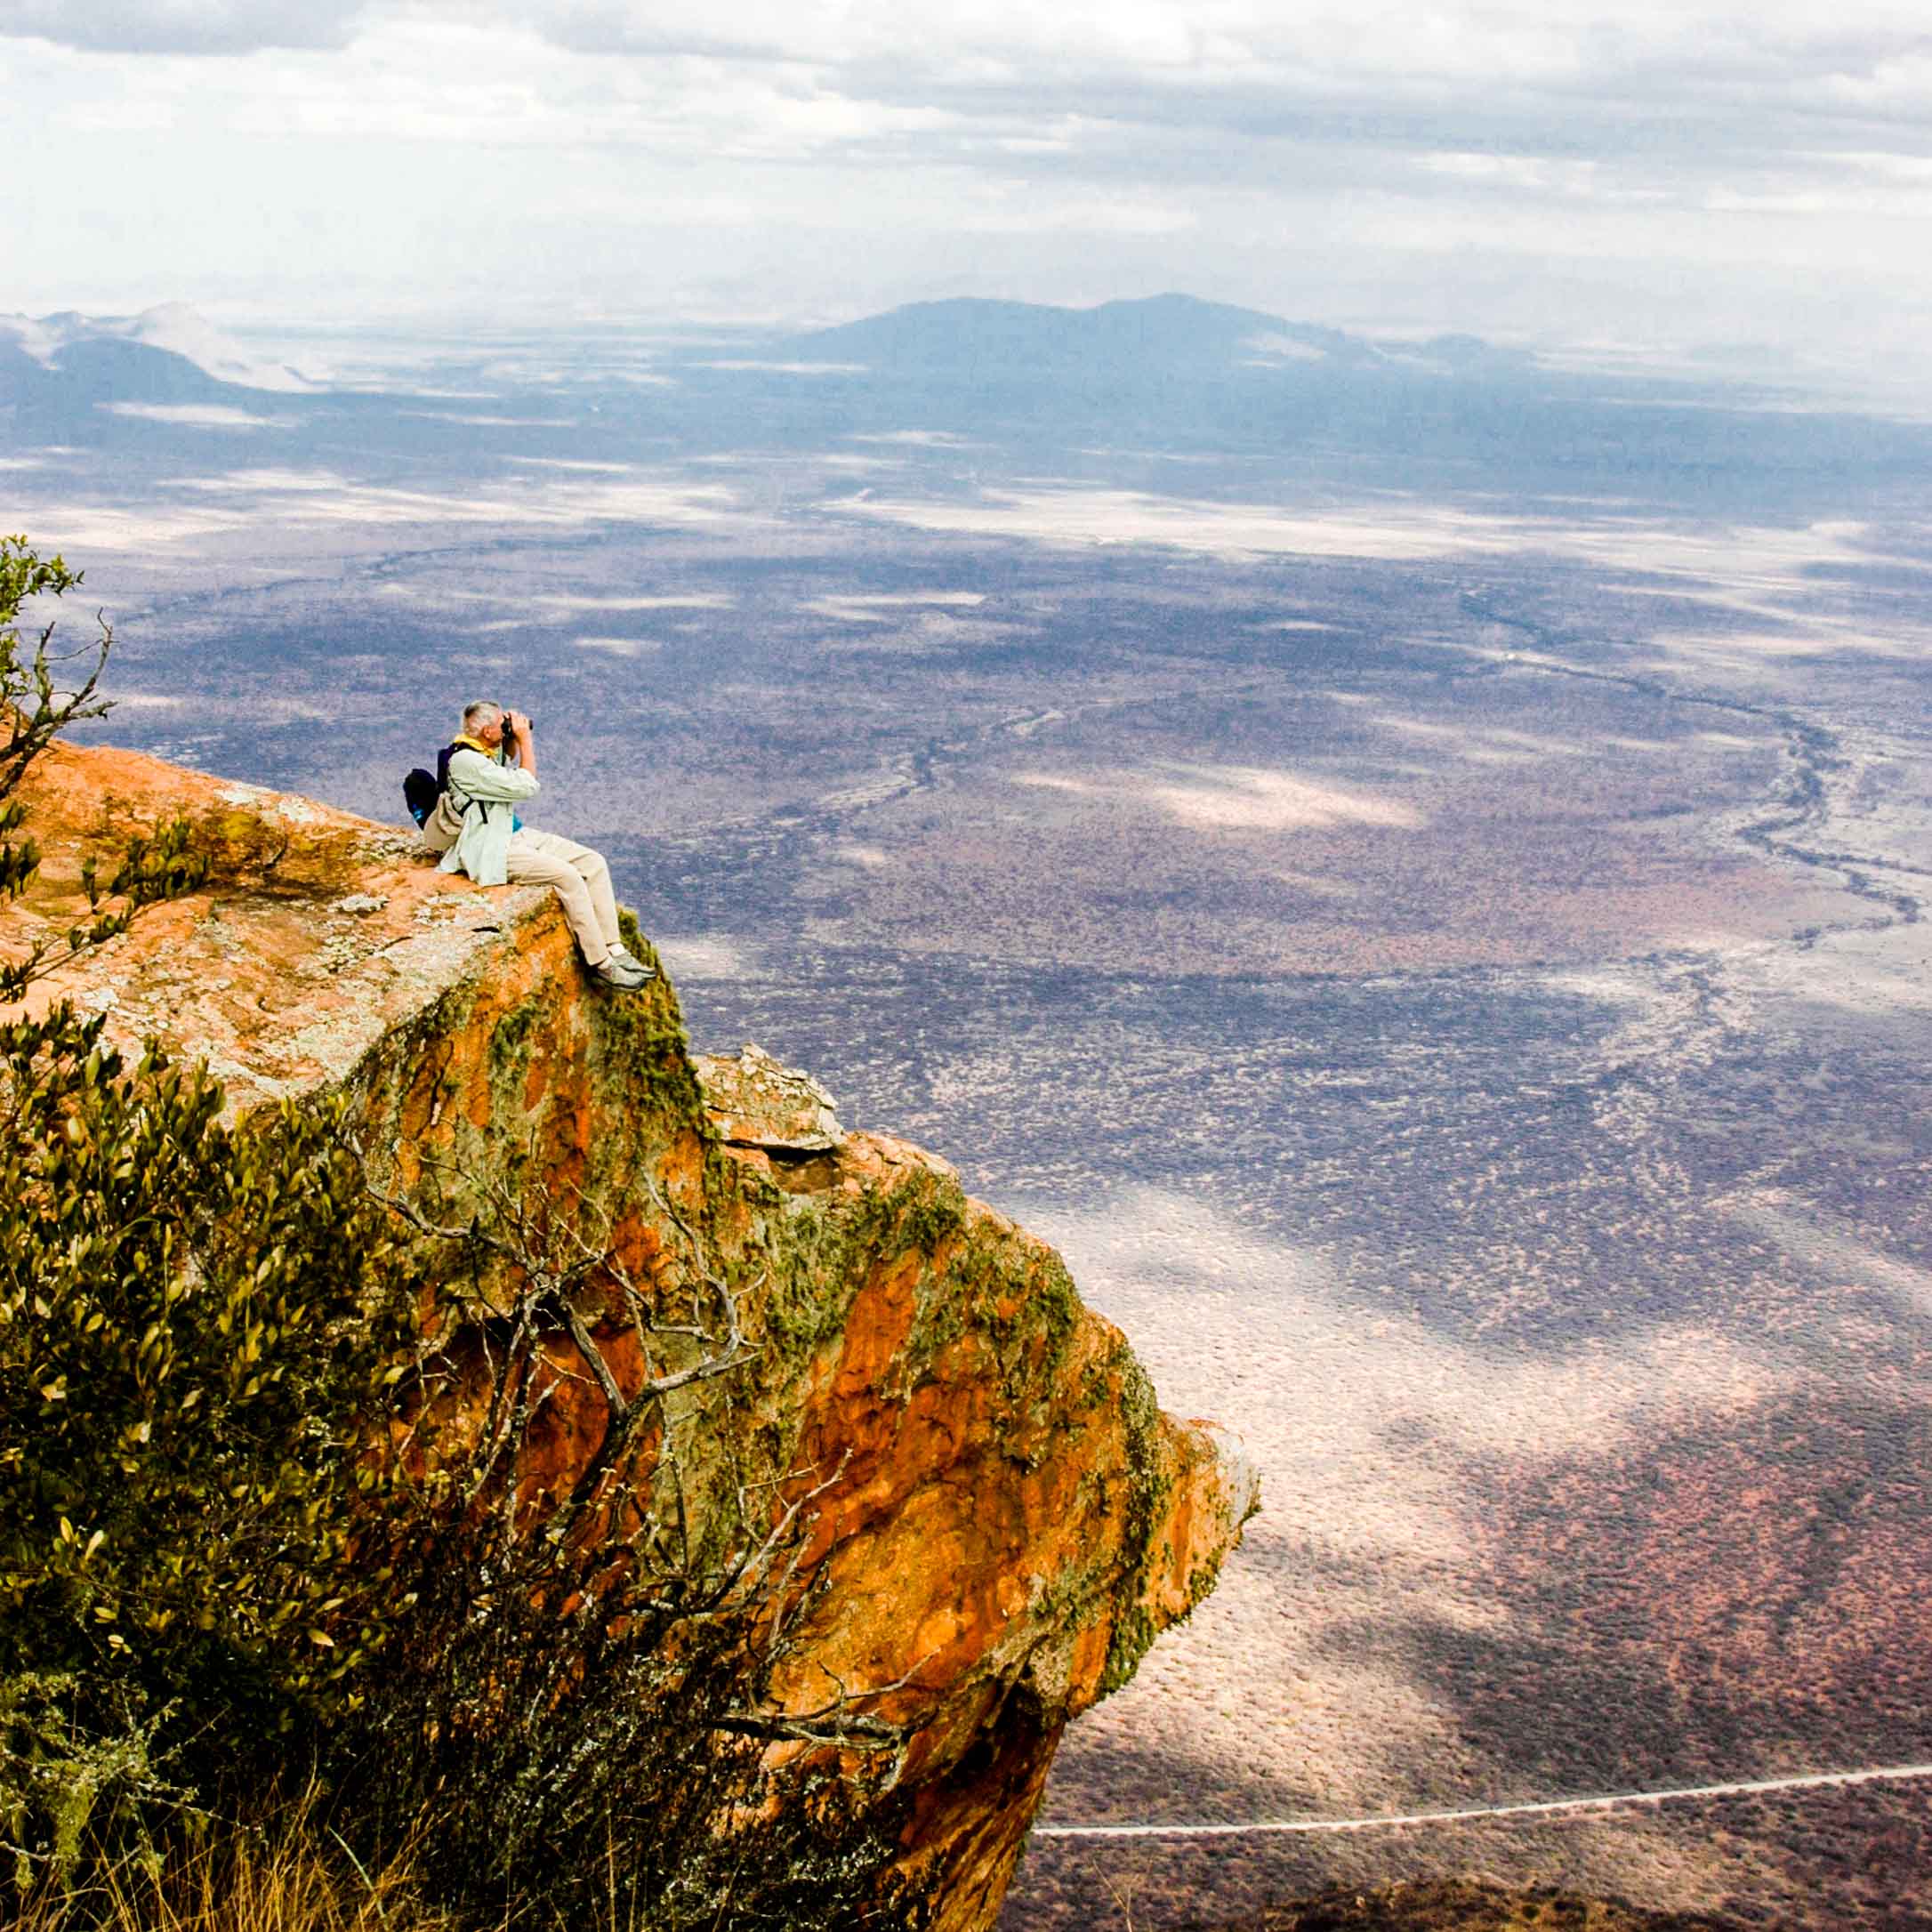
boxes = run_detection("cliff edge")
[5,738,1258,1928]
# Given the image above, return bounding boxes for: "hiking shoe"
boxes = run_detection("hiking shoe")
[593,956,652,991]
[608,945,659,981]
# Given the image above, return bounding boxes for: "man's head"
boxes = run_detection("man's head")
[463,700,504,751]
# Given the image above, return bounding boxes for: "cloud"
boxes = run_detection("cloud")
[174,465,348,487]
[3,303,315,390]
[11,0,1932,372]
[531,592,735,613]
[839,487,1897,591]
[649,933,762,980]
[505,455,635,471]
[838,486,1541,559]
[24,468,745,554]
[0,0,367,54]
[401,412,579,428]
[18,3,1932,180]
[505,2,1932,180]
[1143,765,1427,832]
[691,360,867,374]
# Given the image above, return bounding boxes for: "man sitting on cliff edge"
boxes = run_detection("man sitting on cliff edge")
[423,700,656,992]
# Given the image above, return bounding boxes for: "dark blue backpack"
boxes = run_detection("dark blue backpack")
[404,745,460,828]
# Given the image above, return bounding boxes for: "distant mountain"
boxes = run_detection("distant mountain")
[734,291,1637,469]
[0,304,314,393]
[785,293,1372,374]
[0,306,321,446]
[780,293,1527,381]
[3,290,1923,511]
[744,291,1594,460]
[0,336,258,445]
[744,290,1932,502]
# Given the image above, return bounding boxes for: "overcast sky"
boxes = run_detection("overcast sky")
[6,0,1932,374]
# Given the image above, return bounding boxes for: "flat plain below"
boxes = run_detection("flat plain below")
[19,335,1932,1929]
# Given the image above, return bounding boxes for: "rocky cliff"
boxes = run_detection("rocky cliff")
[5,738,1257,1928]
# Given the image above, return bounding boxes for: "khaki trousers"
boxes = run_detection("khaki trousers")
[503,828,622,968]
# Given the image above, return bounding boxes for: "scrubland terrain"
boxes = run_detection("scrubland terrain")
[1187,1878,1747,1930]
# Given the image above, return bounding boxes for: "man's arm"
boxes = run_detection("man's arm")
[503,709,538,783]
[447,746,540,802]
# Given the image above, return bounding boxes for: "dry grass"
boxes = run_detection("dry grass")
[14,1815,452,1932]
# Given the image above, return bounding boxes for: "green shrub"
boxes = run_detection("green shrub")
[0,536,205,1005]
[0,1018,416,1890]
[2,539,402,1888]
[1,543,932,1928]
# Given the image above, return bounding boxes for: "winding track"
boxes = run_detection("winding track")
[1032,1760,1932,1839]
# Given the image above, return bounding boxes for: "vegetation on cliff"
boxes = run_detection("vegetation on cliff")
[0,540,1252,1932]
[0,540,205,1009]
[0,543,930,1928]
[3,543,412,1883]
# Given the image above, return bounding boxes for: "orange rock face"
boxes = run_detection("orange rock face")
[4,738,1258,1928]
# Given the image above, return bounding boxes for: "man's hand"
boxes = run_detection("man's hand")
[503,709,536,779]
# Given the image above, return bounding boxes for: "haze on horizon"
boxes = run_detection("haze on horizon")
[7,0,1932,393]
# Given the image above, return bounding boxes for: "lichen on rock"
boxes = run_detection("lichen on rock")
[697,1040,847,1152]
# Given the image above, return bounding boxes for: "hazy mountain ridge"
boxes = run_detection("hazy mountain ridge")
[6,295,1931,510]
[0,302,315,391]
[0,307,319,447]
[784,292,1534,381]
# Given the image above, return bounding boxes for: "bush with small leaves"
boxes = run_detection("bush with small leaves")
[0,536,207,1003]
[1,538,414,1895]
[2,539,934,1928]
[0,1014,417,1892]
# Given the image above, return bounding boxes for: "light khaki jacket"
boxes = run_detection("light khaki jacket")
[432,744,540,887]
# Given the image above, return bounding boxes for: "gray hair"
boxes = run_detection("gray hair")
[462,700,502,734]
